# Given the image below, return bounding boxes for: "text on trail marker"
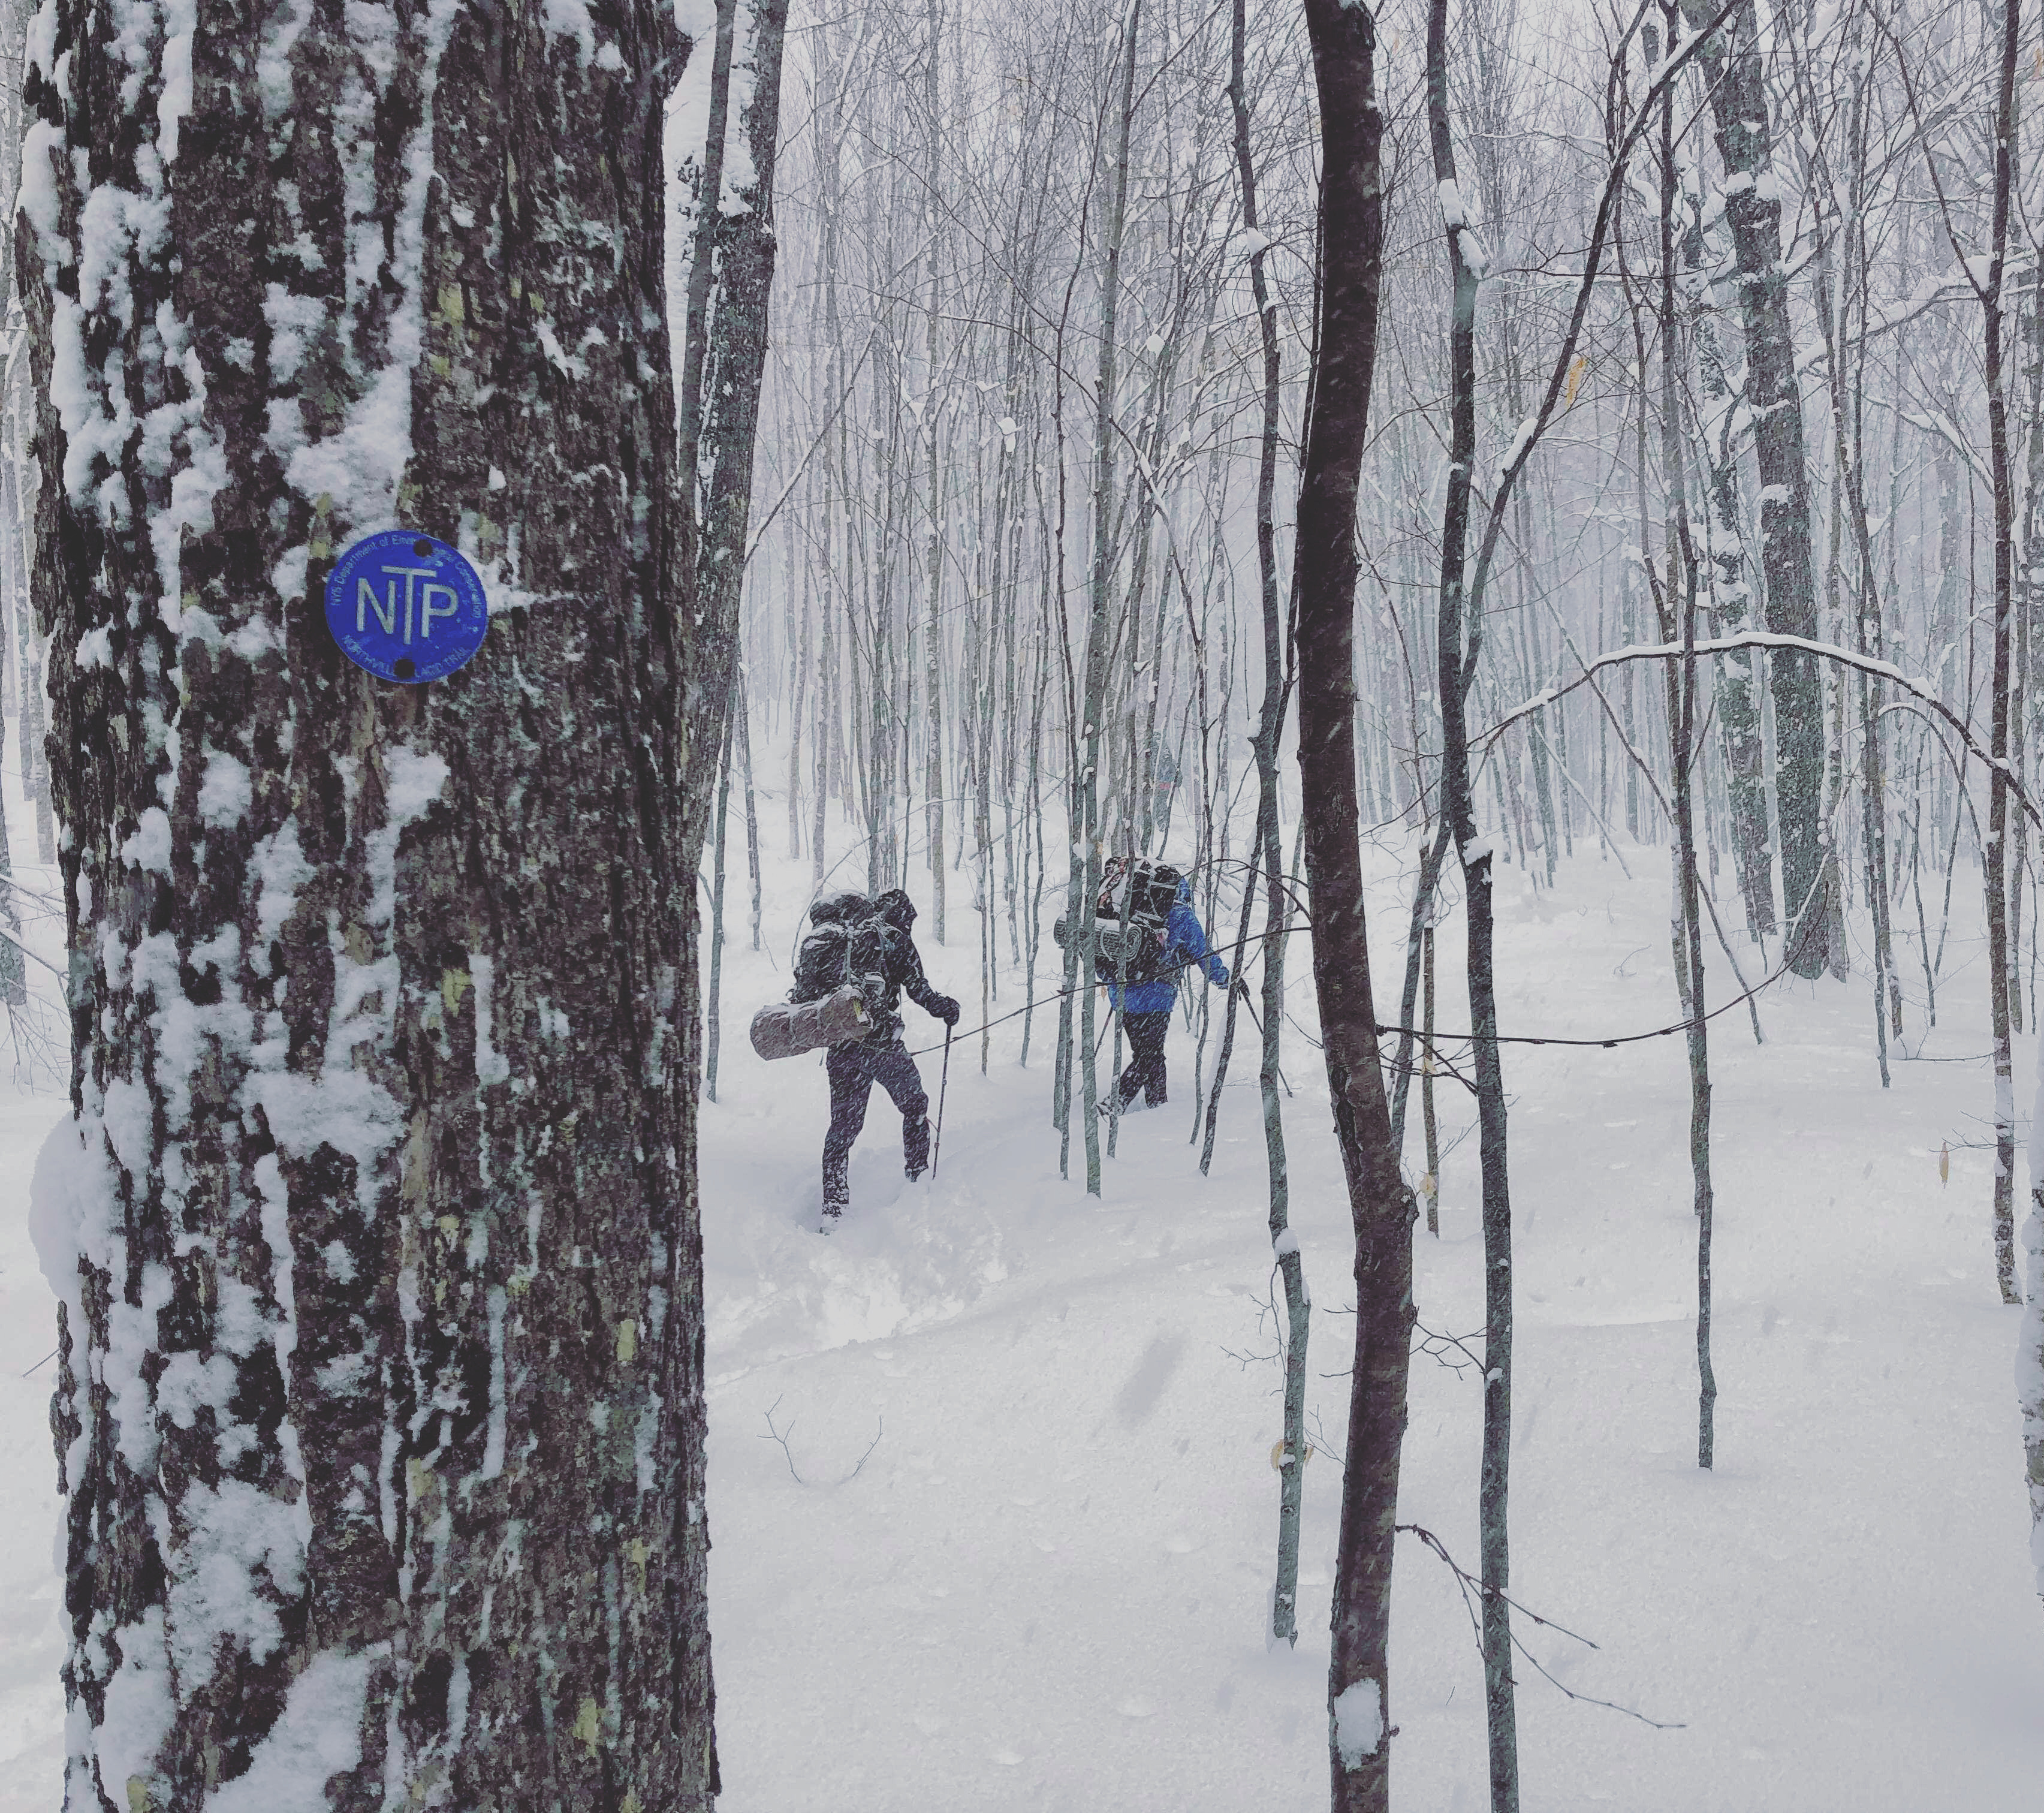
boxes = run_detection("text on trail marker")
[324,529,489,684]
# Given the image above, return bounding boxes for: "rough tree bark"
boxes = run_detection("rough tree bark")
[1687,196,1774,941]
[23,4,717,1806]
[1678,0,1826,974]
[1296,5,1412,1809]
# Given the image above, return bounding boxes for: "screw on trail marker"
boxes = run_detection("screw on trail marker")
[324,529,488,684]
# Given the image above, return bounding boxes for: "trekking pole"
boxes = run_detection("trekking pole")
[930,1023,953,1180]
[1234,979,1295,1099]
[1233,978,1262,1033]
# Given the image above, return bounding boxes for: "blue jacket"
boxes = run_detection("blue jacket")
[1107,888,1229,1014]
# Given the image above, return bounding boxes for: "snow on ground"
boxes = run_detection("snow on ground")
[0,751,79,1813]
[700,815,2044,1811]
[0,1086,67,1812]
[3,783,2042,1810]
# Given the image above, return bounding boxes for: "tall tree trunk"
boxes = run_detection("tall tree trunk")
[1983,0,2022,1306]
[1421,922,1439,1236]
[1427,2,1518,1801]
[676,0,792,871]
[920,0,946,941]
[24,7,718,1805]
[1678,0,1825,973]
[1072,0,1142,1195]
[1228,0,1305,1650]
[1656,4,1716,1468]
[1689,195,1774,940]
[706,707,736,1103]
[738,680,762,950]
[1298,7,1411,1809]
[0,387,23,1008]
[810,37,843,890]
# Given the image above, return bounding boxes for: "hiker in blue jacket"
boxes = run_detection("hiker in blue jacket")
[1098,871,1228,1114]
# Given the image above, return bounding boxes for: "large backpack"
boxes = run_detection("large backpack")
[790,893,891,1009]
[1095,859,1181,986]
[752,893,892,1061]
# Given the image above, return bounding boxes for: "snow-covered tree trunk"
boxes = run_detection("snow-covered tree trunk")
[22,3,717,1805]
[675,0,791,871]
[1981,0,2022,1308]
[1689,223,1775,942]
[1679,0,1826,974]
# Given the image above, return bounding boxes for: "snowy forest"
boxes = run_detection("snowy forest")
[1,0,2042,1807]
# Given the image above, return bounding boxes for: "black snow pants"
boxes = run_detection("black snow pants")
[1114,1010,1172,1108]
[823,1036,930,1207]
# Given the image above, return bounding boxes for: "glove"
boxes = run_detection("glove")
[1210,961,1230,988]
[937,996,961,1026]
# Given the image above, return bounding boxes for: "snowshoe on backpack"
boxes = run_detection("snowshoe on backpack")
[1094,857,1182,985]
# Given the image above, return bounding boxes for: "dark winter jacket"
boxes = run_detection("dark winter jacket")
[791,889,952,1043]
[1100,881,1228,1014]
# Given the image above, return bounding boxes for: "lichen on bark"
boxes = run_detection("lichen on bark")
[21,1,717,1805]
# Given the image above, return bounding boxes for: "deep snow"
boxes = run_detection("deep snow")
[3,775,2042,1810]
[696,811,2044,1811]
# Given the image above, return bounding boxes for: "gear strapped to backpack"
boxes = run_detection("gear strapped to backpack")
[750,892,892,1062]
[1096,858,1181,985]
[1050,859,1184,984]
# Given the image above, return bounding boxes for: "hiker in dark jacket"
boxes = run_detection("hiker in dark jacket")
[1099,872,1228,1114]
[790,886,958,1226]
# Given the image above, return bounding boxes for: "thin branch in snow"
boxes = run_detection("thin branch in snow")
[1397,1523,1687,1731]
[758,1395,884,1486]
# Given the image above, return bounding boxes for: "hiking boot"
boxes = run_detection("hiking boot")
[905,1163,926,1182]
[818,1201,845,1233]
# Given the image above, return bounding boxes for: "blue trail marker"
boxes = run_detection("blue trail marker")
[325,529,489,684]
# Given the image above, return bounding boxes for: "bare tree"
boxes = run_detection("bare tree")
[1295,5,1413,1808]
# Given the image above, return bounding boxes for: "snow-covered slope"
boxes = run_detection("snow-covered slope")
[4,799,2042,1809]
[700,827,2044,1811]
[0,748,77,1811]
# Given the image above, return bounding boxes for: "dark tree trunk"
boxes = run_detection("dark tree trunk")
[1297,7,1412,1809]
[1679,0,1825,973]
[677,0,792,871]
[23,5,717,1805]
[1428,1,1517,1800]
